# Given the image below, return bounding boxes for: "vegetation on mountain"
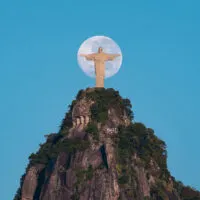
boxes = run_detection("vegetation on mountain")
[85,122,99,141]
[28,137,90,166]
[75,88,134,123]
[14,88,200,200]
[117,123,169,178]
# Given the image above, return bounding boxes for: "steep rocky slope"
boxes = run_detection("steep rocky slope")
[14,88,200,200]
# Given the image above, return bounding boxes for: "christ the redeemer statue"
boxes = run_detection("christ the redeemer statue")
[80,47,121,88]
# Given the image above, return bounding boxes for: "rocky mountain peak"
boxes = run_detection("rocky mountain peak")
[14,88,200,200]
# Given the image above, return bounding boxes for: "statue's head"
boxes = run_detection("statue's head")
[98,47,103,53]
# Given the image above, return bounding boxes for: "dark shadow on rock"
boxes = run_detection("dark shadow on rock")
[100,145,108,169]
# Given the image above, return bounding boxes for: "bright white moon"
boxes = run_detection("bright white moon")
[77,35,123,79]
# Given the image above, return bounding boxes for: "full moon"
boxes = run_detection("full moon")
[77,35,123,79]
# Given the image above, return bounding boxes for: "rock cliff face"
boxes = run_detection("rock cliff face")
[14,88,200,200]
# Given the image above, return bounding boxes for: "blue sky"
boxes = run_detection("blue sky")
[1,1,200,199]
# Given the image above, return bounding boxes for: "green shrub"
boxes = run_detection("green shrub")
[28,137,90,166]
[55,138,90,154]
[85,88,134,123]
[118,175,129,184]
[117,123,168,173]
[150,184,168,199]
[75,165,94,186]
[86,165,93,180]
[85,122,99,140]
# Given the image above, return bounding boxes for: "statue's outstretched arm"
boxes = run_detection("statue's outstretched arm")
[106,54,121,61]
[79,53,95,61]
